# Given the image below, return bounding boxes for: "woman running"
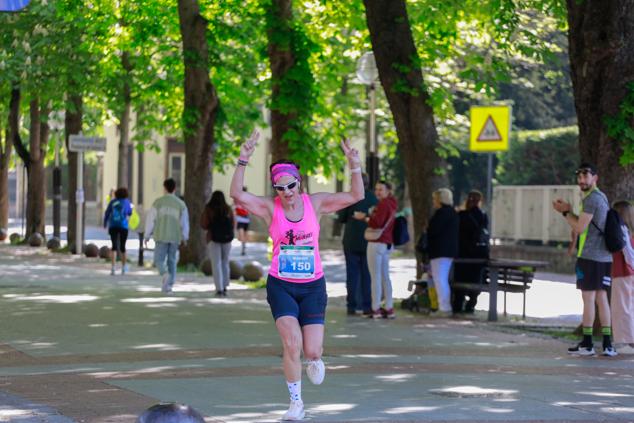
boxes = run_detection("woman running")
[230,131,363,421]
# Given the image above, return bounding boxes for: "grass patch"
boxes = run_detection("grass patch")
[53,245,70,254]
[526,327,578,342]
[237,279,267,289]
[177,263,199,273]
[499,324,578,342]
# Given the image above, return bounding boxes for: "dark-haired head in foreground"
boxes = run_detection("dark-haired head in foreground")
[137,403,205,423]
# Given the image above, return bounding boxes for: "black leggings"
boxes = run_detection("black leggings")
[109,227,129,253]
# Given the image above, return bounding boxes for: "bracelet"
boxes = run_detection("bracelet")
[237,159,249,167]
[350,167,361,173]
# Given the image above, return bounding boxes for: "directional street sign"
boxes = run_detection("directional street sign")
[68,135,107,153]
[469,105,511,152]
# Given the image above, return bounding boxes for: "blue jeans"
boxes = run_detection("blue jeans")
[155,241,178,289]
[345,251,372,313]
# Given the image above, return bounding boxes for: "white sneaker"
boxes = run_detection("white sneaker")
[306,359,325,385]
[110,266,116,276]
[161,274,171,293]
[282,400,305,421]
[602,346,618,357]
[568,343,595,356]
[121,264,129,275]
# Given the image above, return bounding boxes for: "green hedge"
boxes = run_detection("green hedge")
[496,126,579,185]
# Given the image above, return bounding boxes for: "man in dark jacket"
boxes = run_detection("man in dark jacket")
[338,173,378,315]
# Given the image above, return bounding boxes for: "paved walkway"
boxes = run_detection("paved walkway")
[1,234,633,422]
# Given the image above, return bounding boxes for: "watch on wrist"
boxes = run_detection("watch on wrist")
[562,210,569,217]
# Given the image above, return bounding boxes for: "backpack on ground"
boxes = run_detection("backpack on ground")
[593,208,626,253]
[109,200,126,228]
[392,215,410,246]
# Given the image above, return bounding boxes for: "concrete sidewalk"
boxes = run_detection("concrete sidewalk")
[0,241,633,423]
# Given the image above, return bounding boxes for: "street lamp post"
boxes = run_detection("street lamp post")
[49,111,65,240]
[356,52,380,188]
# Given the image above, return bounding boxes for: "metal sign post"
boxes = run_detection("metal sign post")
[69,135,106,254]
[469,105,512,232]
[76,153,84,254]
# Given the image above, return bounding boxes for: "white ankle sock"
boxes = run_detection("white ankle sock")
[287,380,302,402]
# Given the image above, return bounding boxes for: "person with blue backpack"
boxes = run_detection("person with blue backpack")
[103,187,134,275]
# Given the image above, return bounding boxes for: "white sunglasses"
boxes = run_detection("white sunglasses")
[273,179,299,192]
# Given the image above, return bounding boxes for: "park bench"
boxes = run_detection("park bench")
[451,259,534,319]
[406,258,548,321]
[452,258,548,320]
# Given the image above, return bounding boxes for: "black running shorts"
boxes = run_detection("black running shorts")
[575,257,611,291]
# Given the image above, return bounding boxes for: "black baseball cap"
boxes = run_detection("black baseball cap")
[575,162,597,175]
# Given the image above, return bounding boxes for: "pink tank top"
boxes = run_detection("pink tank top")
[269,193,323,283]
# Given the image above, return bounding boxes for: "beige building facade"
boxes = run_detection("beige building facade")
[99,121,366,226]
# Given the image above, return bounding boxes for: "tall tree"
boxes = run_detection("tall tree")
[566,0,634,200]
[0,87,14,231]
[363,0,445,246]
[12,98,48,237]
[265,0,294,161]
[0,88,19,232]
[64,93,83,251]
[117,50,133,189]
[263,0,322,167]
[177,0,219,264]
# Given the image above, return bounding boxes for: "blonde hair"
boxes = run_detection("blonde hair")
[613,200,634,234]
[433,188,453,206]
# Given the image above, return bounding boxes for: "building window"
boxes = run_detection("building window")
[168,153,185,196]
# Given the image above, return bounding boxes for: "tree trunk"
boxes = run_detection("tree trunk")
[0,90,17,230]
[566,0,634,200]
[177,0,219,265]
[117,51,132,189]
[363,0,446,246]
[266,0,295,163]
[24,99,47,237]
[65,94,83,250]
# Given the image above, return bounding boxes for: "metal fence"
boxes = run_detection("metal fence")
[492,185,581,244]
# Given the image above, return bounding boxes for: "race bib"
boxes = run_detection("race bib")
[278,245,315,279]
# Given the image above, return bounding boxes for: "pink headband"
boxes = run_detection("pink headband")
[270,163,301,184]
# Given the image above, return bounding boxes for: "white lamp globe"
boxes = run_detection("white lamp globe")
[356,52,378,85]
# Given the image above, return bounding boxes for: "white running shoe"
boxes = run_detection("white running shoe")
[121,264,129,275]
[602,346,618,357]
[567,343,595,356]
[282,400,305,421]
[110,266,116,276]
[306,359,325,385]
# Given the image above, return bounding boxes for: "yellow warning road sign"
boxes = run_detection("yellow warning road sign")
[469,105,511,152]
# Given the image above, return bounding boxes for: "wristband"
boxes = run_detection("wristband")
[350,167,361,173]
[237,159,249,167]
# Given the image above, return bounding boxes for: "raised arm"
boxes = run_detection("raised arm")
[313,139,364,215]
[230,130,274,223]
[553,199,593,234]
